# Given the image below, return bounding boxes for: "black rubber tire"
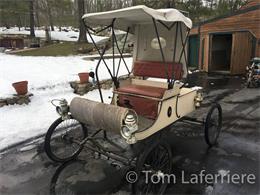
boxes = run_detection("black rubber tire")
[44,116,87,163]
[50,159,84,195]
[204,103,222,147]
[133,140,172,195]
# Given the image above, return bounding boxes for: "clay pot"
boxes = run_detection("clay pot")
[78,72,89,84]
[12,81,28,95]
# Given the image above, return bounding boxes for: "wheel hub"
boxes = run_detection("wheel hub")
[156,170,165,178]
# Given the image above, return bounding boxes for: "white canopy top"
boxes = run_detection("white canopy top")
[82,5,192,32]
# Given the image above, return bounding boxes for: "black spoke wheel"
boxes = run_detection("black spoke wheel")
[44,115,87,162]
[50,159,85,195]
[133,140,172,195]
[204,103,222,147]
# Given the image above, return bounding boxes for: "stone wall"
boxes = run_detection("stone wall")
[70,76,130,95]
[0,93,33,108]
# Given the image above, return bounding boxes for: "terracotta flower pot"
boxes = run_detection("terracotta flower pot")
[12,81,28,95]
[78,72,89,84]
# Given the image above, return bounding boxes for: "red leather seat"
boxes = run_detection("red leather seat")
[116,84,166,99]
[116,85,166,119]
[133,61,183,80]
[115,60,182,119]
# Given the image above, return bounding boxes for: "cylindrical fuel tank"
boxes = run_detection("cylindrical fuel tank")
[70,97,136,133]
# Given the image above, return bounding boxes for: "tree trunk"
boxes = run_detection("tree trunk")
[132,0,137,6]
[29,0,35,37]
[35,0,40,27]
[78,0,87,43]
[46,0,54,31]
[17,15,22,31]
[210,0,213,10]
[45,26,51,43]
[166,0,175,8]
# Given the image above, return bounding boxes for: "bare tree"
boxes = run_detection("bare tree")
[35,0,40,27]
[46,0,54,31]
[77,0,87,42]
[29,0,35,37]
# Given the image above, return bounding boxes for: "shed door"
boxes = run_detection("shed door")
[209,34,232,72]
[188,35,199,68]
[231,32,253,74]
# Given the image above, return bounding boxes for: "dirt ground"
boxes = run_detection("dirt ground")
[0,73,259,195]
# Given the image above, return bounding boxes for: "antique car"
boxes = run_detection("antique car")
[44,5,222,194]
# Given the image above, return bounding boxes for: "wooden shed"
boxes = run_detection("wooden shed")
[188,0,260,74]
[0,36,24,49]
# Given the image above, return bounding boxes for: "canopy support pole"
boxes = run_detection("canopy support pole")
[171,22,179,85]
[178,26,190,88]
[111,26,131,76]
[179,24,188,67]
[152,18,172,89]
[85,24,115,103]
[178,27,190,68]
[158,20,176,31]
[112,20,115,77]
[84,19,131,102]
[116,27,130,77]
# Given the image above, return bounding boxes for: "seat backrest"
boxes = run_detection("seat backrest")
[133,61,183,80]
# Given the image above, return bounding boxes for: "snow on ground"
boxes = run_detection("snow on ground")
[0,27,108,43]
[0,53,132,150]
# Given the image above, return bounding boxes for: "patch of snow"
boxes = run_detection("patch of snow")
[0,27,107,43]
[0,53,131,97]
[0,53,132,150]
[19,144,36,152]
